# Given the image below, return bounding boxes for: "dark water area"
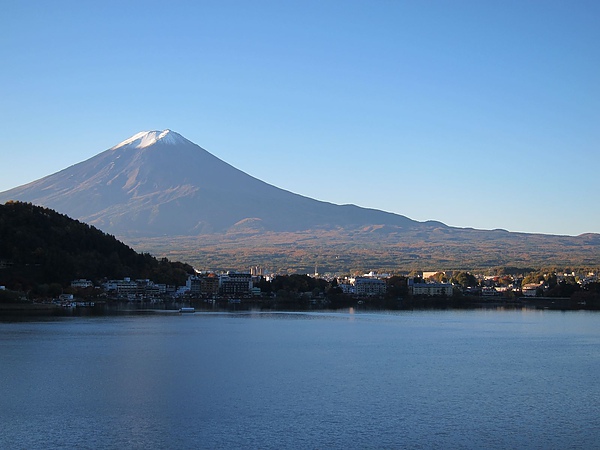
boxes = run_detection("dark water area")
[1,309,599,449]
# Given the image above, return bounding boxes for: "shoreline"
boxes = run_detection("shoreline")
[1,297,598,319]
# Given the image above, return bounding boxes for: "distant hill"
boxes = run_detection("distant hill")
[128,225,600,274]
[0,130,599,271]
[0,202,193,290]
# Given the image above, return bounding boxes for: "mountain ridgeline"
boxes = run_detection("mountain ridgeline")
[0,202,193,290]
[1,130,599,271]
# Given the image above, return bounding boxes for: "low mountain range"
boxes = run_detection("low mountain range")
[1,130,599,272]
[0,201,193,290]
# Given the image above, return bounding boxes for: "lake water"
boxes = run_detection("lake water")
[1,309,599,449]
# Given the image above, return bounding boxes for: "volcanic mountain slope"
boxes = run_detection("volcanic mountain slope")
[0,130,429,237]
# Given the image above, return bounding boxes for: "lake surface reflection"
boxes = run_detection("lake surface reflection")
[1,309,599,449]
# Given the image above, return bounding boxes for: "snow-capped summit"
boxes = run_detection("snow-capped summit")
[111,129,189,150]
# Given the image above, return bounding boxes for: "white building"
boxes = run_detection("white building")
[338,283,354,295]
[522,283,541,297]
[408,279,453,296]
[354,277,387,296]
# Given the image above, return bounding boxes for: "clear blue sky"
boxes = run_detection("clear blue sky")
[1,0,598,236]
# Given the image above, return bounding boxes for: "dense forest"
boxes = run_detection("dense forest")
[0,202,194,291]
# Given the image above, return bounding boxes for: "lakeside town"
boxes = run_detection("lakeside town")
[4,266,599,312]
[2,197,600,314]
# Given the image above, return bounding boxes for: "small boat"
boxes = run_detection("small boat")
[179,307,195,313]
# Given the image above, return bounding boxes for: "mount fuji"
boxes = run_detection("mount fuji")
[0,130,430,236]
[1,130,599,271]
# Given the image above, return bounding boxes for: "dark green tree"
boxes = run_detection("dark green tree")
[451,272,478,288]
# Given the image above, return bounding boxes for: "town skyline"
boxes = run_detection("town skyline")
[1,1,598,236]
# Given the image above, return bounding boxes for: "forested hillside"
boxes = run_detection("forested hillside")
[0,202,194,290]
